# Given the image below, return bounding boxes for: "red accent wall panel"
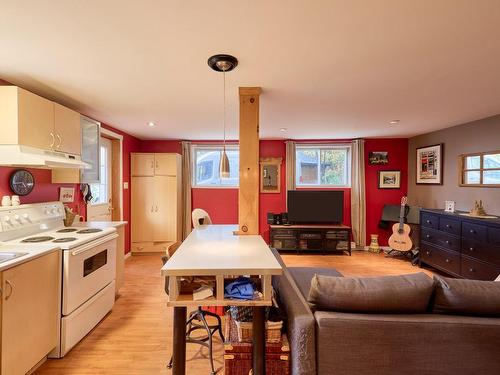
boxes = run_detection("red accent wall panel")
[191,188,239,224]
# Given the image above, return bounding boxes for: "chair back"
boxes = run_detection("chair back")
[192,208,212,228]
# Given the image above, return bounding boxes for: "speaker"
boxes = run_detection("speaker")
[281,212,289,225]
[274,214,282,225]
[267,212,275,224]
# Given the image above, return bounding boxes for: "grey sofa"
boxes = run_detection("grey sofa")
[271,250,500,375]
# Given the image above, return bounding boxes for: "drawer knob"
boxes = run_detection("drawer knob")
[469,247,474,252]
[470,229,475,234]
[469,268,475,272]
[426,251,430,255]
[446,224,451,228]
[426,220,431,224]
[445,259,450,263]
[426,234,431,239]
[445,240,450,244]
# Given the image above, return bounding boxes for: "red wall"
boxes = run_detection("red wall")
[364,138,409,245]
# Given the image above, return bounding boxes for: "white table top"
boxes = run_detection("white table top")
[161,225,283,277]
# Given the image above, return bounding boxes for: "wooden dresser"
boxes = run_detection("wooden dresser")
[419,209,500,280]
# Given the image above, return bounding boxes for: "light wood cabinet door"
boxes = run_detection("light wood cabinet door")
[131,176,155,242]
[154,153,178,176]
[152,175,177,242]
[54,103,82,155]
[131,153,155,176]
[17,87,55,150]
[1,251,60,375]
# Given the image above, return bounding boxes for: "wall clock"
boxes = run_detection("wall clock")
[9,169,35,196]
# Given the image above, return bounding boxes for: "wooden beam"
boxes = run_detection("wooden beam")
[237,87,261,235]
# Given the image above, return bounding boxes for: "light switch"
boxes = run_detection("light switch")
[123,182,129,189]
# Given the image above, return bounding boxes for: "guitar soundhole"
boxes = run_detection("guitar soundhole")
[397,229,404,234]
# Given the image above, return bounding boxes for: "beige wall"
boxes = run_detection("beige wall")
[408,115,500,214]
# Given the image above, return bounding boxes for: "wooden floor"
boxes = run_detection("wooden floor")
[36,251,434,375]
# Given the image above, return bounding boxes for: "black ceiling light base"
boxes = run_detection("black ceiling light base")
[208,54,238,72]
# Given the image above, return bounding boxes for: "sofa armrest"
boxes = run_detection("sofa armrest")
[271,248,316,375]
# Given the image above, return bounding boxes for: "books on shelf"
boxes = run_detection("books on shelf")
[193,285,214,301]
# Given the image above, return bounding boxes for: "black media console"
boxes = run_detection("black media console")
[270,224,351,255]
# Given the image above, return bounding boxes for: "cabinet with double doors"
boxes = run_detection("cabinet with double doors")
[1,250,60,375]
[131,153,182,253]
[0,86,81,155]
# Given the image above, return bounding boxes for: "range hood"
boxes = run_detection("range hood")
[0,145,91,169]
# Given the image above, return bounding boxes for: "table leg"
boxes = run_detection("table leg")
[252,306,266,375]
[172,306,187,375]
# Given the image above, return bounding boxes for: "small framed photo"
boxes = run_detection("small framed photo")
[59,187,75,203]
[378,170,401,189]
[416,144,443,184]
[369,151,389,165]
[444,200,456,213]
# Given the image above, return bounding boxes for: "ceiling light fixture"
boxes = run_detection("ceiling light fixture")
[148,122,156,127]
[208,54,238,179]
[389,120,400,125]
[280,128,287,132]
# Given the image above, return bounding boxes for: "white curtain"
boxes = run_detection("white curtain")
[181,141,192,240]
[285,141,296,203]
[351,139,366,249]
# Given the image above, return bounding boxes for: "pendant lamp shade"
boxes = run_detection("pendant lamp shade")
[220,149,230,179]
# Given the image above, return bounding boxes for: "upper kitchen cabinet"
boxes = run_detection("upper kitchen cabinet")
[154,153,179,176]
[131,153,155,176]
[0,86,54,150]
[54,103,81,155]
[0,86,82,156]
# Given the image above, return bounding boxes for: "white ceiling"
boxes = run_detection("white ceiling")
[1,1,500,140]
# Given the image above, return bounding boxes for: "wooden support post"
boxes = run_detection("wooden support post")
[216,275,225,300]
[238,87,262,235]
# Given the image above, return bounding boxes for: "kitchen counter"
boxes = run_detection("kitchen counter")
[0,244,60,271]
[74,221,127,229]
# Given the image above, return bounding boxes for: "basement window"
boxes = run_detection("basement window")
[295,144,351,187]
[192,145,239,187]
[460,151,500,187]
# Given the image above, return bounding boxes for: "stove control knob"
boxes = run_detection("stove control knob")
[57,208,62,213]
[22,213,30,220]
[45,209,50,215]
[51,209,56,214]
[14,215,21,221]
[3,216,10,223]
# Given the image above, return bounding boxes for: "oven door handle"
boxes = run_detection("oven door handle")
[71,233,118,256]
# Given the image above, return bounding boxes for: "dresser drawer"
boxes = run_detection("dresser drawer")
[462,239,500,265]
[421,213,439,229]
[462,222,487,242]
[420,244,460,275]
[461,256,500,281]
[271,229,296,236]
[421,227,460,252]
[438,217,460,236]
[487,226,500,246]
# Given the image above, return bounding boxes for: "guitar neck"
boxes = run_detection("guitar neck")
[399,203,405,229]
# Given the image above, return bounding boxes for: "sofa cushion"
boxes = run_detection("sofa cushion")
[288,267,343,300]
[433,276,500,316]
[308,272,434,313]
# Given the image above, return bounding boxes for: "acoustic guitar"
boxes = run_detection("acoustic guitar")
[388,196,413,252]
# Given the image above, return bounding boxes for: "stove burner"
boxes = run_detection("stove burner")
[53,237,77,243]
[22,236,55,243]
[76,229,103,234]
[57,228,78,233]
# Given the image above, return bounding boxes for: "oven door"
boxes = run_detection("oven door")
[62,234,117,316]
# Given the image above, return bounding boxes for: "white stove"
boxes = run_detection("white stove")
[0,201,117,357]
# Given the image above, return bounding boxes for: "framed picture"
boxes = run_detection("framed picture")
[59,187,75,203]
[369,151,389,165]
[416,144,443,184]
[260,157,282,193]
[378,170,401,189]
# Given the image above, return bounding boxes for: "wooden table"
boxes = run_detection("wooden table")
[161,225,283,375]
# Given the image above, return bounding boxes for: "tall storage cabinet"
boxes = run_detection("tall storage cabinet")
[131,153,182,253]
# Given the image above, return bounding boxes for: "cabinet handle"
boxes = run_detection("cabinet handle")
[469,247,474,252]
[446,224,450,228]
[155,205,158,212]
[470,229,475,234]
[426,220,431,224]
[469,268,475,272]
[156,161,159,168]
[5,280,13,300]
[150,161,154,169]
[445,240,450,244]
[49,132,55,148]
[151,206,154,213]
[426,234,431,239]
[56,133,62,148]
[445,259,450,263]
[426,251,430,255]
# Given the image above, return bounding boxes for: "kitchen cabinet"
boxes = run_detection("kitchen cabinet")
[1,251,60,375]
[0,86,82,156]
[131,153,182,253]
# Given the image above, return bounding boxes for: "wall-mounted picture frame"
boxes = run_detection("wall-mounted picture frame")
[378,170,401,189]
[59,187,75,203]
[260,157,282,193]
[369,151,389,165]
[416,144,443,185]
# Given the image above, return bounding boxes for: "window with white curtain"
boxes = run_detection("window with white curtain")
[295,144,351,187]
[192,145,239,187]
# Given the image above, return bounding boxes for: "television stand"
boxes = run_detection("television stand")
[270,224,351,255]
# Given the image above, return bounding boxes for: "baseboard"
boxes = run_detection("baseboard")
[124,252,132,260]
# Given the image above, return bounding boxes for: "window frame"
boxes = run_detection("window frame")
[295,144,352,188]
[459,150,500,187]
[191,144,240,188]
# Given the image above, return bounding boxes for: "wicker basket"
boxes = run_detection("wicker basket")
[234,320,283,343]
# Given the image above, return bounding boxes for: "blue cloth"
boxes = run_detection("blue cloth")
[224,277,255,300]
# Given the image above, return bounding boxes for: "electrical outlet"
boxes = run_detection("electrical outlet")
[123,182,129,189]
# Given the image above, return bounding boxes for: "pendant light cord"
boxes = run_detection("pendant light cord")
[223,69,226,150]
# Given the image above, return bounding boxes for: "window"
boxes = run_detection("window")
[295,144,351,187]
[192,145,239,187]
[460,151,500,186]
[89,138,112,204]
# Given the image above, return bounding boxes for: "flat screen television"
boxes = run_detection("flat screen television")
[287,190,343,224]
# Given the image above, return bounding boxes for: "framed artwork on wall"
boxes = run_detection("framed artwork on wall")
[368,151,389,165]
[378,170,401,189]
[416,144,443,185]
